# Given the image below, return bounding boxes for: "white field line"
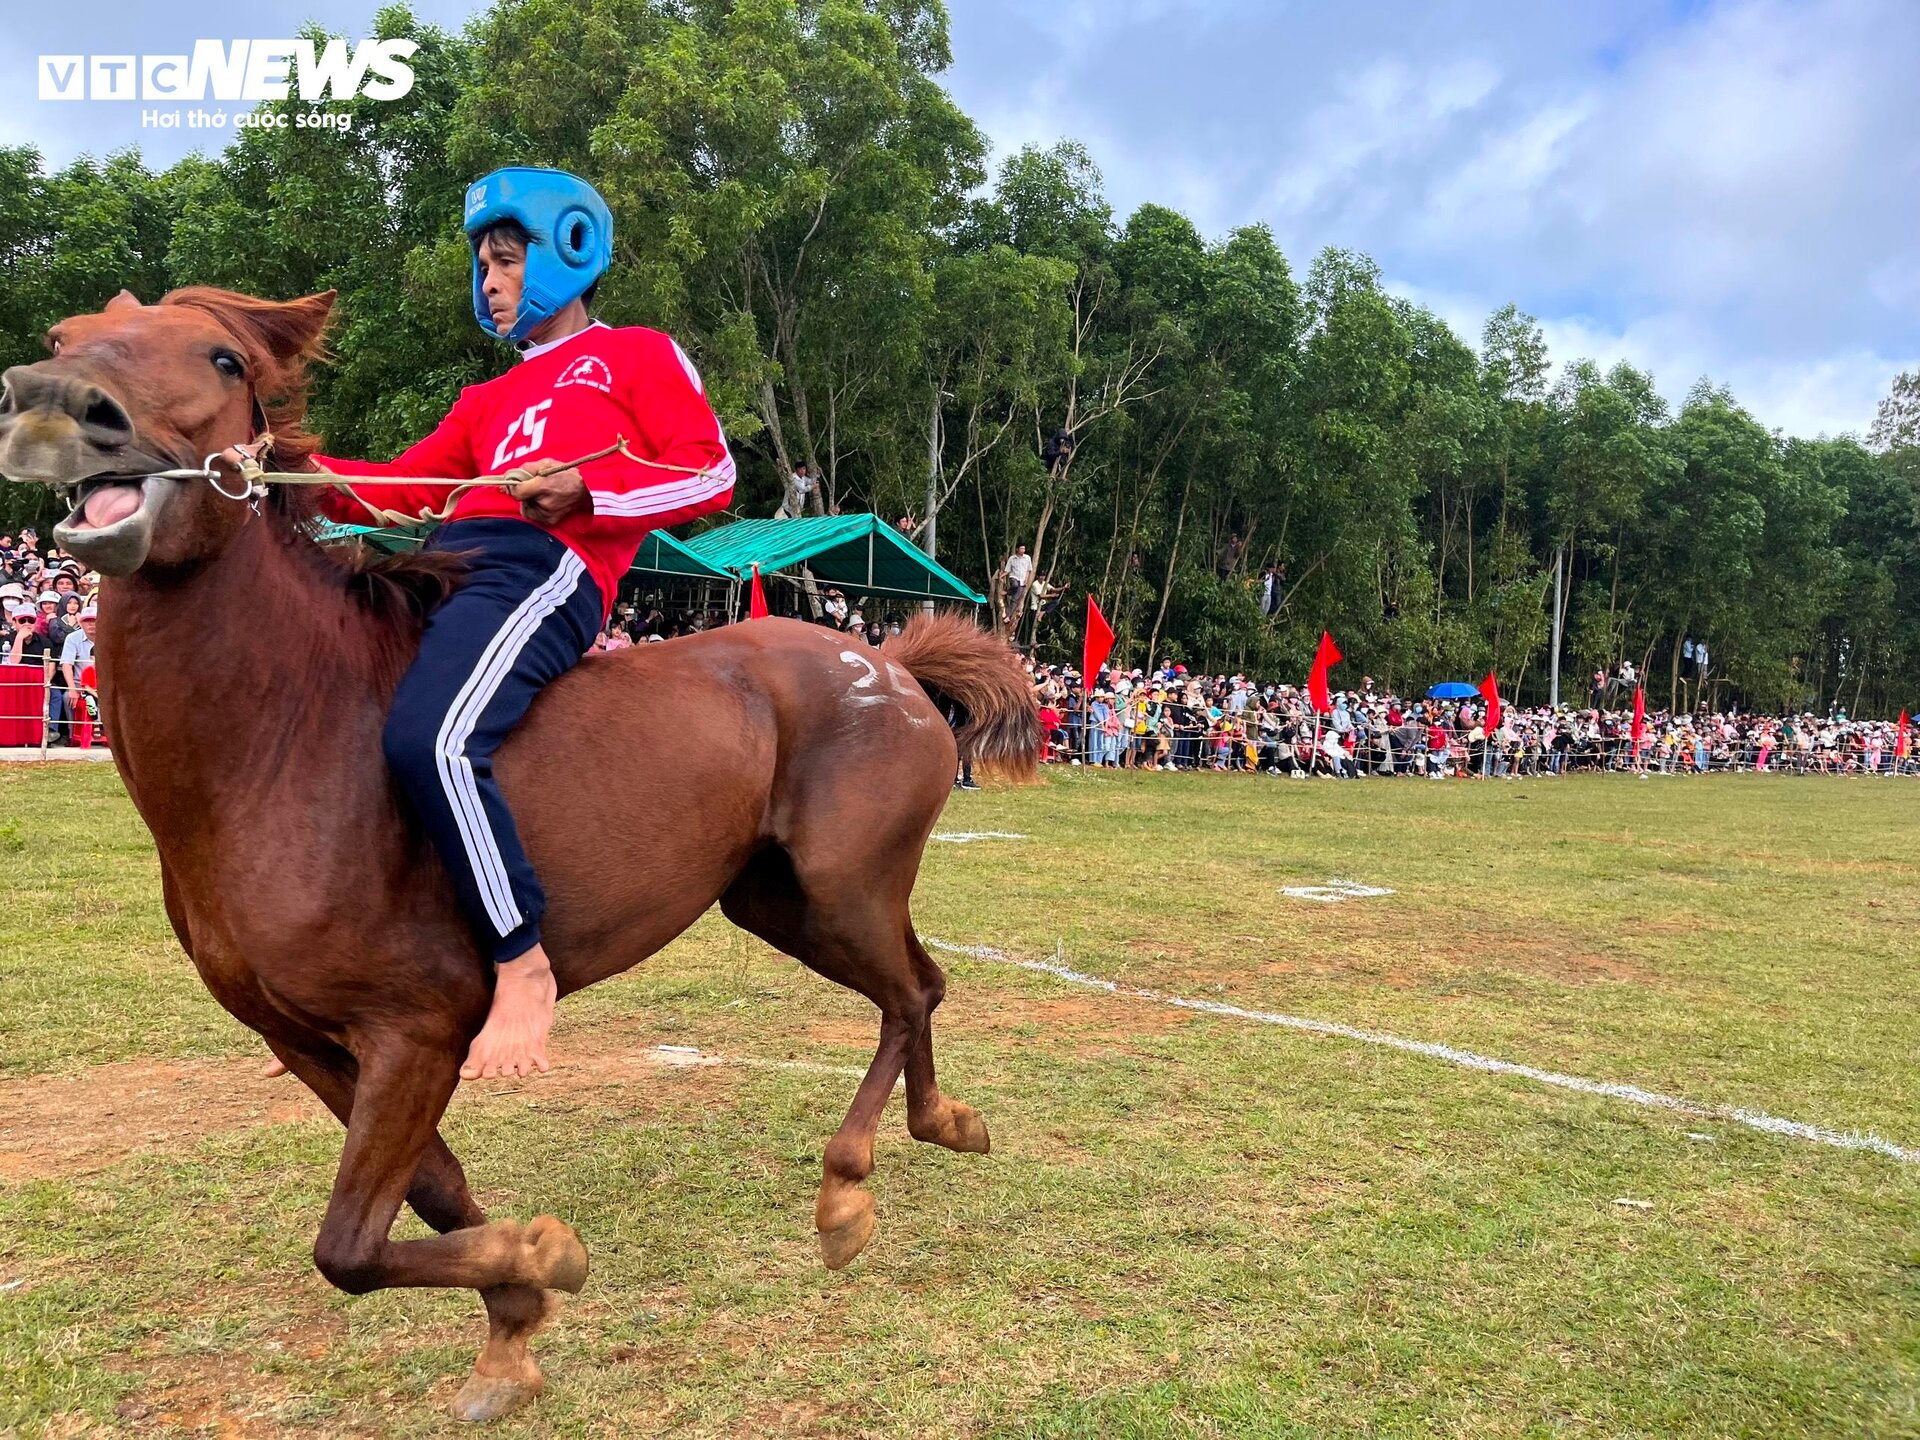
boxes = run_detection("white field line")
[1281,880,1395,903]
[644,1045,898,1088]
[923,939,1918,1166]
[933,831,1030,844]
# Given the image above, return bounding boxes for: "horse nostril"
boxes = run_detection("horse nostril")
[82,391,132,440]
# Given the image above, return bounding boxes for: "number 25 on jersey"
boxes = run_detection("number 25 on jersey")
[492,400,552,470]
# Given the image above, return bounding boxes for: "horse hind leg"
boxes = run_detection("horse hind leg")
[899,927,990,1156]
[720,859,988,1270]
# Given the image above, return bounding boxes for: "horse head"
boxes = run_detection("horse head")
[0,287,334,576]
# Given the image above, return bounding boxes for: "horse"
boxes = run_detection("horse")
[0,286,1038,1421]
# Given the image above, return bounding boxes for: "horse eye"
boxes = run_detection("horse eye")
[212,351,245,379]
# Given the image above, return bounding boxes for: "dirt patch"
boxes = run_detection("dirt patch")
[97,1276,361,1439]
[805,1018,876,1048]
[110,1345,305,1439]
[1463,933,1659,985]
[0,1061,329,1182]
[0,1040,742,1184]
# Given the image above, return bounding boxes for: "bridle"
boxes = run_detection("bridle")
[124,391,276,503]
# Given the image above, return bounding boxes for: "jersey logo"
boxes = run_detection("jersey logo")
[555,354,613,395]
[492,399,552,469]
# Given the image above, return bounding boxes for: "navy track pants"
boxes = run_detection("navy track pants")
[384,518,604,965]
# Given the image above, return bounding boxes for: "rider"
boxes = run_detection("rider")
[236,168,734,1081]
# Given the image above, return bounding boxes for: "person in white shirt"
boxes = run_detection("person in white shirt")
[777,461,814,518]
[1001,544,1034,624]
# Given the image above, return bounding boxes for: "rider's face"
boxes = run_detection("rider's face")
[476,234,527,332]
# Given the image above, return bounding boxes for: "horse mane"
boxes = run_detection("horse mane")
[158,286,468,628]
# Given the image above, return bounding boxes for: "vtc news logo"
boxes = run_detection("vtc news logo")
[37,39,418,102]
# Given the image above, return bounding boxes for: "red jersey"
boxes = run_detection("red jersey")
[314,321,734,616]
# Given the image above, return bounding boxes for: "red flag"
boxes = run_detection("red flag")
[748,563,769,619]
[1898,710,1910,759]
[1477,671,1502,733]
[1631,685,1646,754]
[1306,631,1342,714]
[1083,594,1115,679]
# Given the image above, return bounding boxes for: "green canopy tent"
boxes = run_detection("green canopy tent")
[312,514,978,620]
[681,515,985,605]
[312,519,427,554]
[313,520,735,585]
[628,529,737,584]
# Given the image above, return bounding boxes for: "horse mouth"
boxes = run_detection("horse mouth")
[66,473,150,531]
[54,473,168,574]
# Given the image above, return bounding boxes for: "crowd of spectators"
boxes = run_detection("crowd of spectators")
[12,507,1907,781]
[1,527,101,746]
[594,586,911,652]
[1025,659,1914,778]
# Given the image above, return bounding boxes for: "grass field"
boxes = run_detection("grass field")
[1,762,1917,1438]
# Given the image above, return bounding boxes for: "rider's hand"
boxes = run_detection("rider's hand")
[214,439,267,475]
[508,459,590,525]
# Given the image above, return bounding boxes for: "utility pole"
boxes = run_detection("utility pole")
[1549,543,1564,708]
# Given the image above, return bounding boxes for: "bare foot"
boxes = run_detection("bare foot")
[261,1055,288,1078]
[461,946,558,1081]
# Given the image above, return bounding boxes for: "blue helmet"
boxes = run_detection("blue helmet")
[463,167,613,343]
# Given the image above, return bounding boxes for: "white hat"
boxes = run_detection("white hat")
[80,605,98,619]
[37,591,59,604]
[7,602,34,619]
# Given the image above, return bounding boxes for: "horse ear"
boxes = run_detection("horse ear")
[274,290,337,358]
[106,289,143,311]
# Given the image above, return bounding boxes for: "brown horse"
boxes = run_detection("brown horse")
[0,287,1037,1421]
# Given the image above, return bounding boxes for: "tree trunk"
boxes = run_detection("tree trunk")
[924,392,941,561]
[1548,540,1567,708]
[1464,486,1475,604]
[1669,622,1688,713]
[1144,469,1195,666]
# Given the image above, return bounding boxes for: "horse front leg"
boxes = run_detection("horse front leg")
[270,1038,558,1421]
[308,1035,588,1421]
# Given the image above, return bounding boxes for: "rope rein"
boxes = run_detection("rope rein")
[193,433,723,528]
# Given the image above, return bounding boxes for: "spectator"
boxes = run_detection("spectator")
[6,600,42,664]
[1040,427,1075,476]
[60,605,97,715]
[776,461,815,519]
[1001,544,1033,626]
[1258,563,1282,617]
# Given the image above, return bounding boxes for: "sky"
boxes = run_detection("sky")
[6,0,1915,439]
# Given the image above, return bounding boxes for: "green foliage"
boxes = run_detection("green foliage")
[1,1,1914,710]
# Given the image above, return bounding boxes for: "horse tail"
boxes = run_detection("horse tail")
[885,613,1040,782]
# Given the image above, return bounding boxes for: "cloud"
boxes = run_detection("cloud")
[1262,57,1500,220]
[946,0,1919,437]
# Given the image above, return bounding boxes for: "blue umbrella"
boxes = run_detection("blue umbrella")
[1426,681,1479,699]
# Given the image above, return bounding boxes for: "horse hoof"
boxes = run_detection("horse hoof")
[451,1371,542,1423]
[946,1102,991,1155]
[817,1189,876,1271]
[912,1100,992,1155]
[525,1215,590,1293]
